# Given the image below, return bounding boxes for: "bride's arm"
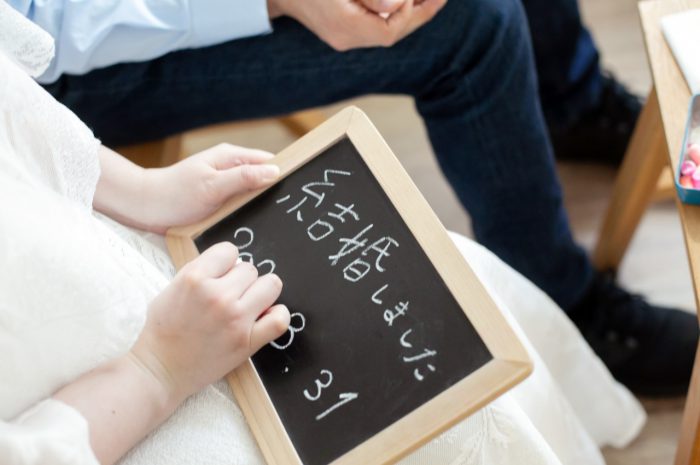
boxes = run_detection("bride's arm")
[42,144,287,464]
[52,243,290,465]
[52,354,180,465]
[93,144,280,233]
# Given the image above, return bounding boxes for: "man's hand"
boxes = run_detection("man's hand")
[359,0,406,15]
[268,0,447,51]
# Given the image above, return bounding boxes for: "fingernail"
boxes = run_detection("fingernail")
[381,0,402,8]
[260,164,280,181]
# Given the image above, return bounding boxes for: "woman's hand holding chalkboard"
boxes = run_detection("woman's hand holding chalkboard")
[130,242,291,402]
[93,144,280,234]
[140,144,281,233]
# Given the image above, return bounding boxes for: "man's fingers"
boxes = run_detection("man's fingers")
[406,0,446,33]
[360,0,405,14]
[249,304,291,352]
[358,0,413,47]
[185,242,238,279]
[205,143,275,170]
[350,0,443,49]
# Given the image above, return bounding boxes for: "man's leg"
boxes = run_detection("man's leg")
[521,0,602,127]
[46,0,590,310]
[521,0,642,164]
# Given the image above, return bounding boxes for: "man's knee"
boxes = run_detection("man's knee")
[471,0,530,57]
[435,0,526,42]
[424,0,530,73]
[417,0,532,98]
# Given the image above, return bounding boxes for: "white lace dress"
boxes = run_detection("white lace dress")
[0,4,645,465]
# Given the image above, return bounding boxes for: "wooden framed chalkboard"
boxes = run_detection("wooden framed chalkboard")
[166,107,532,465]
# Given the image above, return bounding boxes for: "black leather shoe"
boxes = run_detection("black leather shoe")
[549,73,643,166]
[568,271,698,397]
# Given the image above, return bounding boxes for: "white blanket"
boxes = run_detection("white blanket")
[0,5,645,465]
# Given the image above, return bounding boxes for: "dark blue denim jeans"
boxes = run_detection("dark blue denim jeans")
[522,0,602,128]
[45,0,593,311]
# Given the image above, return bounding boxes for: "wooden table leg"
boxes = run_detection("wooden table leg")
[592,89,670,271]
[676,344,700,465]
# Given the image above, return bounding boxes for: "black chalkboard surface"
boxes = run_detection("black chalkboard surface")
[167,107,531,465]
[195,137,491,465]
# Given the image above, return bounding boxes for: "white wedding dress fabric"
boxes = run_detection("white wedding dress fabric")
[0,4,645,465]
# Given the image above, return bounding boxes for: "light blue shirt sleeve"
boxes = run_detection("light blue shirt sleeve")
[8,0,273,83]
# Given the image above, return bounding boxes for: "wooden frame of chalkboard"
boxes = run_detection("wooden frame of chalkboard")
[166,106,532,465]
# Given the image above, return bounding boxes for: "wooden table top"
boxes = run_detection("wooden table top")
[640,0,700,310]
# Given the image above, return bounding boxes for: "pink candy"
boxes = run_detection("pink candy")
[688,144,700,165]
[679,144,700,190]
[682,160,697,176]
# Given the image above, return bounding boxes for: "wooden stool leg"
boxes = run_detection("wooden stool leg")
[279,109,327,137]
[115,134,184,168]
[157,134,185,166]
[592,89,669,271]
[675,344,700,465]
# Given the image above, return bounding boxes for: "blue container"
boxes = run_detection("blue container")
[676,94,700,205]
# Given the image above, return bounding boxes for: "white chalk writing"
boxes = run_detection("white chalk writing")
[270,312,306,350]
[316,393,359,421]
[304,369,333,401]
